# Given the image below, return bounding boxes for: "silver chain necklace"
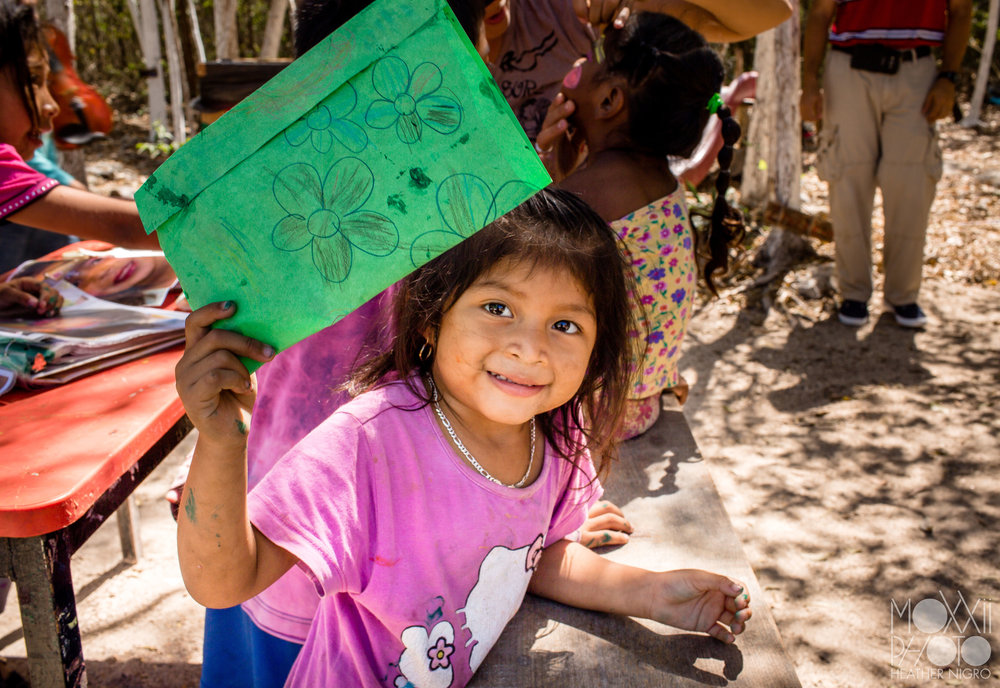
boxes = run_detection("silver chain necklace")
[428,376,536,488]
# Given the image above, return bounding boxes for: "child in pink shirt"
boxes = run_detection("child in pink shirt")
[175,189,753,686]
[0,0,155,250]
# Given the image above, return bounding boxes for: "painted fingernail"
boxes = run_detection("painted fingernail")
[222,300,234,310]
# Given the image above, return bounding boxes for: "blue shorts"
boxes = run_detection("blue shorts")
[200,605,303,688]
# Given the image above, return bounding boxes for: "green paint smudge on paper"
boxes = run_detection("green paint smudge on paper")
[387,194,407,214]
[409,168,432,190]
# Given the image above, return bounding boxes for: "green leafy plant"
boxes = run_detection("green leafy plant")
[135,121,179,159]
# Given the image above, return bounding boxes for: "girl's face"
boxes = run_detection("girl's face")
[0,47,58,160]
[72,256,173,296]
[483,0,511,41]
[427,257,597,438]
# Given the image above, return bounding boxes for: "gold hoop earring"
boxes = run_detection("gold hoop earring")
[418,342,434,362]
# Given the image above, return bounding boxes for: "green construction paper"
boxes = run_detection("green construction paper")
[135,0,550,370]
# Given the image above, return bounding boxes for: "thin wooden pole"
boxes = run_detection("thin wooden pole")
[187,0,207,64]
[158,0,188,144]
[260,0,287,59]
[126,0,168,137]
[961,0,999,127]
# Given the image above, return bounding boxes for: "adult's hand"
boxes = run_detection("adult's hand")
[572,0,631,29]
[922,78,956,122]
[800,80,824,122]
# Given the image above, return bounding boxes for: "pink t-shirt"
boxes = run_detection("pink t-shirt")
[248,378,600,687]
[491,0,592,141]
[240,288,394,643]
[0,143,59,220]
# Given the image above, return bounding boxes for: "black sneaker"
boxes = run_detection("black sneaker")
[837,300,869,326]
[893,303,928,328]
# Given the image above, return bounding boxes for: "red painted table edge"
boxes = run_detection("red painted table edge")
[0,348,185,538]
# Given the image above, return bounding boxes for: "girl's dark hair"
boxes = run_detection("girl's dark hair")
[0,0,44,133]
[350,187,638,477]
[599,12,744,294]
[296,0,485,56]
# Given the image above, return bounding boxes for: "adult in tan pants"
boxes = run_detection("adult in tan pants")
[801,0,971,328]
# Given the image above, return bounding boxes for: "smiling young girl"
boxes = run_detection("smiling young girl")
[0,0,155,249]
[175,189,751,686]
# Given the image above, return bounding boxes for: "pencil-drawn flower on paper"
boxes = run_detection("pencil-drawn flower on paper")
[284,83,368,154]
[365,56,462,144]
[409,175,538,267]
[271,158,398,283]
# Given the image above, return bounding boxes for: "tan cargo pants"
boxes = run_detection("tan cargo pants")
[817,49,943,306]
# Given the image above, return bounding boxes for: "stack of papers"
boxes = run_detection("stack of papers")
[0,281,186,393]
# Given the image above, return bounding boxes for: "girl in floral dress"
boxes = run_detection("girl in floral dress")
[556,12,744,438]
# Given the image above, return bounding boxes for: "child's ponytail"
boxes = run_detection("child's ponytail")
[599,12,747,294]
[703,104,745,295]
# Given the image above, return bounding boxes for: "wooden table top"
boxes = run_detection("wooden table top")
[471,397,802,687]
[0,347,184,538]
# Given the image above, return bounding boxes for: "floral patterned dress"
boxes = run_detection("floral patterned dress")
[609,187,695,438]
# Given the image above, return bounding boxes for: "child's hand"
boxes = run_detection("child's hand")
[0,277,63,317]
[648,570,751,644]
[580,500,633,548]
[174,301,275,450]
[536,93,584,181]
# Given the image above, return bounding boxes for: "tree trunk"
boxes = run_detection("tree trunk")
[741,16,801,209]
[214,0,239,60]
[43,0,74,51]
[960,0,998,127]
[740,8,813,290]
[260,0,287,59]
[126,0,169,137]
[287,0,298,38]
[157,0,188,144]
[43,0,87,185]
[186,0,207,64]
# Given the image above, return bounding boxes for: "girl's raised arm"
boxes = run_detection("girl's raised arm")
[174,301,295,608]
[528,539,752,644]
[8,185,160,249]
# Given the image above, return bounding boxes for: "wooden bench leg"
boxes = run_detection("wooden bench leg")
[116,495,142,564]
[9,534,86,688]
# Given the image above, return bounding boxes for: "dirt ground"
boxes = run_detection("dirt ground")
[0,111,997,687]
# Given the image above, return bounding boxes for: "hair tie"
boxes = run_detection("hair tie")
[706,93,724,115]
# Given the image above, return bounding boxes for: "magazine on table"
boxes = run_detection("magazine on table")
[5,248,180,307]
[0,280,187,392]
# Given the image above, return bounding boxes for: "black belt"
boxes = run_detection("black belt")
[832,44,932,61]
